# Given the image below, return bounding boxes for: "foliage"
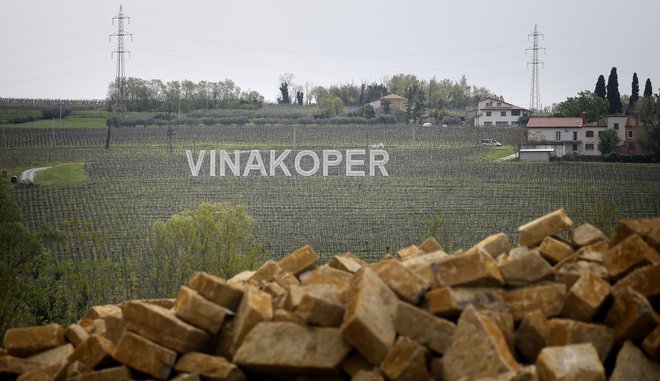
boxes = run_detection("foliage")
[594,75,607,100]
[41,107,72,120]
[643,78,653,98]
[278,82,291,105]
[314,93,344,118]
[553,91,609,122]
[150,202,261,296]
[34,163,89,186]
[629,73,640,110]
[598,128,621,154]
[295,91,304,106]
[607,67,622,114]
[349,104,376,119]
[638,95,660,158]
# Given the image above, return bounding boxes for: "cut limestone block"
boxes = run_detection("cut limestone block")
[25,343,73,368]
[278,245,319,276]
[441,305,518,381]
[248,260,282,285]
[498,250,553,286]
[554,260,609,289]
[234,321,351,376]
[536,343,605,381]
[397,245,423,259]
[610,341,660,381]
[352,370,385,381]
[394,301,455,354]
[419,237,444,254]
[82,305,121,321]
[341,352,372,378]
[546,319,615,361]
[479,309,516,355]
[292,285,345,327]
[68,335,115,370]
[67,366,131,381]
[121,301,212,354]
[610,218,660,247]
[604,233,660,280]
[17,362,66,381]
[272,308,305,325]
[3,324,66,357]
[214,319,235,360]
[515,309,549,363]
[188,271,244,312]
[64,324,89,348]
[518,209,573,248]
[575,241,608,263]
[174,286,233,334]
[174,352,246,381]
[572,223,608,247]
[647,227,660,253]
[101,315,124,345]
[562,273,611,322]
[375,260,430,304]
[425,286,506,320]
[328,252,366,273]
[400,251,449,287]
[435,251,504,287]
[642,325,660,362]
[230,287,273,355]
[65,360,92,379]
[464,232,512,259]
[170,373,201,381]
[611,263,660,299]
[112,331,176,381]
[340,268,398,365]
[0,356,41,376]
[273,271,301,290]
[299,266,353,294]
[604,287,659,342]
[539,236,574,264]
[504,283,566,322]
[380,336,431,381]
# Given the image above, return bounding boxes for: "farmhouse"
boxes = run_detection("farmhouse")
[370,93,407,113]
[473,98,529,127]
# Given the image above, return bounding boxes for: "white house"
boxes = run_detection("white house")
[474,98,529,127]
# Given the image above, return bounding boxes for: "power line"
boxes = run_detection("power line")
[107,5,132,149]
[526,24,545,112]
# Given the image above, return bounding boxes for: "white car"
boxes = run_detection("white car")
[422,122,432,127]
[481,139,502,146]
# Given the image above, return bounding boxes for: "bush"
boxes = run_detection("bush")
[41,107,72,120]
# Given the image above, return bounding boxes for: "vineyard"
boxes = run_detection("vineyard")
[2,119,660,310]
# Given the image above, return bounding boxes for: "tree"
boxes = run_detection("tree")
[628,73,640,113]
[639,94,660,158]
[278,82,291,104]
[295,91,304,106]
[315,93,344,118]
[598,128,621,154]
[594,75,607,100]
[150,202,261,296]
[607,67,622,114]
[553,91,609,122]
[644,78,653,98]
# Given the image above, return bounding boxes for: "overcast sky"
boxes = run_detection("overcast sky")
[2,0,658,108]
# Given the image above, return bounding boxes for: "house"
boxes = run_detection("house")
[473,98,529,127]
[379,94,407,113]
[583,114,643,155]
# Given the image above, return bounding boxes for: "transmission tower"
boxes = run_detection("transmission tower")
[107,5,132,149]
[526,24,545,112]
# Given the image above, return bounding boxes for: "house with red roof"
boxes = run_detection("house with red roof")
[378,94,407,113]
[473,98,529,127]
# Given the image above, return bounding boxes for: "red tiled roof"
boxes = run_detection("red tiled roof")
[380,94,407,100]
[526,117,583,128]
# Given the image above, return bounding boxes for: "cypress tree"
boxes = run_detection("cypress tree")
[628,73,640,113]
[595,75,607,100]
[606,67,622,114]
[644,78,653,98]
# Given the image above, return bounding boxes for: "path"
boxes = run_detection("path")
[19,167,51,183]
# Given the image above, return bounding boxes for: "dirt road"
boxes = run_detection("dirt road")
[19,167,51,183]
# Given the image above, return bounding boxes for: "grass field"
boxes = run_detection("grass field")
[34,163,88,186]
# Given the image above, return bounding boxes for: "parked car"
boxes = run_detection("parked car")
[481,139,502,146]
[422,122,432,127]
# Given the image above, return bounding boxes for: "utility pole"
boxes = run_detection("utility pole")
[107,5,132,149]
[167,106,174,155]
[526,24,545,113]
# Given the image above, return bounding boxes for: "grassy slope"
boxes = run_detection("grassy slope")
[8,117,107,129]
[34,163,88,186]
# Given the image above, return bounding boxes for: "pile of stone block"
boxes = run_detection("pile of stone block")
[2,208,660,381]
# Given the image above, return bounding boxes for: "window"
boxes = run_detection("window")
[572,143,578,151]
[555,131,561,141]
[486,111,492,117]
[586,131,594,138]
[573,131,578,141]
[486,102,492,107]
[614,123,619,130]
[497,102,502,106]
[484,122,493,127]
[627,130,633,138]
[496,121,508,126]
[511,110,521,116]
[585,144,594,150]
[598,131,604,137]
[501,111,507,117]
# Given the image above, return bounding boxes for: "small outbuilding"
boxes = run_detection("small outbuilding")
[519,148,554,162]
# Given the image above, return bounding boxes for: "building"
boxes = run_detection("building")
[474,98,529,127]
[379,94,407,113]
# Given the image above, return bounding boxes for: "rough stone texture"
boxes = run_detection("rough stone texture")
[188,271,244,312]
[100,315,124,345]
[16,363,66,381]
[25,343,73,368]
[604,287,659,342]
[174,352,246,381]
[299,266,353,294]
[341,352,372,377]
[536,343,604,381]
[611,263,660,299]
[3,324,66,357]
[380,336,431,381]
[65,360,92,379]
[647,227,660,252]
[399,250,449,287]
[170,373,201,381]
[273,271,301,290]
[375,260,430,304]
[425,286,506,320]
[610,341,660,381]
[435,251,505,287]
[292,284,345,327]
[397,245,423,259]
[504,283,566,322]
[539,236,574,264]
[328,252,366,273]
[498,250,553,286]
[572,224,608,247]
[575,241,608,263]
[68,335,115,370]
[394,301,455,354]
[419,237,444,254]
[0,356,41,376]
[441,305,519,381]
[174,285,233,334]
[340,268,398,365]
[248,260,282,285]
[604,233,660,280]
[82,305,121,321]
[64,324,89,348]
[518,209,573,248]
[112,331,177,380]
[352,370,385,381]
[515,310,549,363]
[278,245,319,276]
[464,232,512,258]
[562,273,611,322]
[610,218,660,247]
[554,260,609,289]
[480,309,516,355]
[546,319,615,361]
[234,322,350,375]
[121,301,212,354]
[230,287,273,355]
[67,366,131,381]
[643,325,660,362]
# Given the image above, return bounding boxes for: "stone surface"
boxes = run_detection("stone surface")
[121,301,212,353]
[610,341,660,381]
[328,252,366,273]
[397,245,423,259]
[394,301,455,354]
[575,241,608,263]
[174,285,232,334]
[611,263,660,299]
[341,352,372,377]
[352,370,385,381]
[464,232,512,258]
[112,331,176,380]
[299,266,353,294]
[174,352,246,381]
[504,283,566,322]
[375,260,430,304]
[572,224,608,247]
[68,335,115,370]
[546,319,615,361]
[82,305,121,321]
[498,250,553,286]
[67,366,131,381]
[435,250,505,287]
[380,336,431,381]
[0,356,41,376]
[340,268,398,365]
[642,325,660,362]
[554,260,609,289]
[278,245,319,275]
[425,286,506,320]
[538,236,574,264]
[419,237,444,254]
[536,343,604,381]
[230,287,273,355]
[234,321,351,375]
[604,233,660,280]
[17,363,66,381]
[399,250,449,287]
[647,227,660,252]
[64,324,89,347]
[65,360,92,379]
[290,284,344,327]
[25,343,72,368]
[604,287,659,342]
[562,273,611,322]
[100,315,124,345]
[518,209,573,248]
[441,305,519,381]
[3,324,66,357]
[248,260,282,285]
[188,271,244,311]
[610,218,660,246]
[515,309,549,363]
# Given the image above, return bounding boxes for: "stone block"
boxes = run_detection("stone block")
[539,236,574,264]
[3,324,66,357]
[25,343,73,368]
[572,223,608,247]
[441,305,518,381]
[286,284,343,327]
[299,266,353,294]
[464,232,512,258]
[504,283,566,322]
[234,321,351,375]
[380,336,431,381]
[546,319,615,361]
[188,271,244,311]
[647,227,660,252]
[518,208,573,248]
[375,260,430,304]
[642,325,660,362]
[174,352,246,381]
[68,366,131,381]
[397,245,423,259]
[604,287,659,342]
[0,356,41,376]
[272,308,306,324]
[395,301,455,354]
[174,285,233,334]
[399,250,449,287]
[536,343,604,381]
[435,251,504,287]
[515,309,549,363]
[171,373,201,381]
[352,370,385,381]
[562,273,611,322]
[419,237,444,254]
[82,305,121,321]
[610,341,660,381]
[65,360,92,379]
[340,268,398,365]
[248,260,282,285]
[121,301,212,353]
[328,252,366,273]
[554,260,609,289]
[610,218,660,246]
[64,324,89,347]
[425,286,506,320]
[498,250,553,286]
[214,319,235,360]
[100,315,124,345]
[273,271,301,289]
[68,335,115,370]
[230,287,273,355]
[112,331,176,381]
[611,263,660,299]
[604,233,660,280]
[278,245,319,275]
[341,352,372,377]
[575,241,608,263]
[17,362,66,381]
